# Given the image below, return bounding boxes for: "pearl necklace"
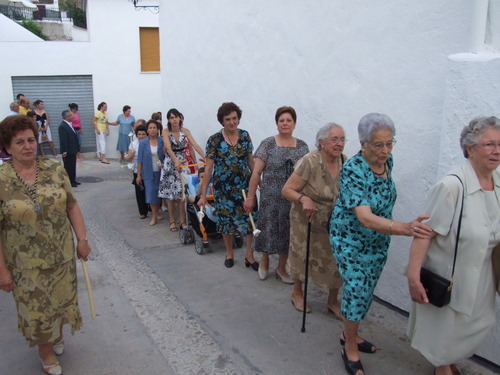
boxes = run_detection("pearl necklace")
[11,158,41,213]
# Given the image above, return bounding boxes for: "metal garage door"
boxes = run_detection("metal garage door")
[12,75,95,153]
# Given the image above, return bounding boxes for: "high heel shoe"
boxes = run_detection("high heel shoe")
[258,266,268,280]
[275,269,294,284]
[245,258,259,271]
[40,358,62,375]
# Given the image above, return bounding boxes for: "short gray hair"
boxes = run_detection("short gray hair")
[61,110,71,119]
[315,122,344,149]
[358,113,395,143]
[460,116,500,158]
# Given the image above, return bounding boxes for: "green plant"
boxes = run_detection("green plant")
[20,19,48,40]
[59,0,87,29]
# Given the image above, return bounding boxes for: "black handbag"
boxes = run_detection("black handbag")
[419,174,464,308]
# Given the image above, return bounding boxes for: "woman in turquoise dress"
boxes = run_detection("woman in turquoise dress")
[198,102,258,269]
[329,113,432,375]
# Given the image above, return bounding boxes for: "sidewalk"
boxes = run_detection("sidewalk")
[0,157,497,375]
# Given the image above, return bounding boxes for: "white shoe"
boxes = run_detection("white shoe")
[53,340,64,356]
[258,266,268,280]
[40,358,62,375]
[275,269,294,284]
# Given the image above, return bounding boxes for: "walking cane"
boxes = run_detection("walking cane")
[80,259,96,320]
[301,221,312,333]
[241,189,261,237]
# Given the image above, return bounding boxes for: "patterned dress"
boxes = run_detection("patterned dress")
[158,130,190,200]
[0,158,82,346]
[329,151,396,321]
[205,129,255,234]
[287,150,344,289]
[253,136,309,255]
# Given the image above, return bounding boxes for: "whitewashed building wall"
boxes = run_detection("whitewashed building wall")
[1,0,160,158]
[159,0,500,364]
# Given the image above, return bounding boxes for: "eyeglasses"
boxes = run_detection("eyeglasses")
[326,137,347,144]
[369,139,397,150]
[477,142,500,151]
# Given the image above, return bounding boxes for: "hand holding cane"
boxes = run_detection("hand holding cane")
[80,259,96,320]
[241,189,261,237]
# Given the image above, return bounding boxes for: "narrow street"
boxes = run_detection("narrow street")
[0,158,496,375]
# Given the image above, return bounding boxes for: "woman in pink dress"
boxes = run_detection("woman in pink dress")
[69,103,83,161]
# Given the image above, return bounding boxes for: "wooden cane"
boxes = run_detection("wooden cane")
[80,259,96,320]
[241,189,261,236]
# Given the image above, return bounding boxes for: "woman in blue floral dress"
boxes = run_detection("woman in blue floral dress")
[329,113,432,375]
[198,102,259,269]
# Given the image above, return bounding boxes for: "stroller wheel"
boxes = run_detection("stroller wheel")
[195,239,206,255]
[186,228,195,244]
[233,234,244,248]
[179,229,187,245]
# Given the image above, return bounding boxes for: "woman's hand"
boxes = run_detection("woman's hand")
[136,175,143,186]
[95,130,101,135]
[0,266,14,293]
[243,197,255,214]
[77,240,91,261]
[197,195,206,210]
[301,196,317,223]
[407,271,429,304]
[408,215,433,239]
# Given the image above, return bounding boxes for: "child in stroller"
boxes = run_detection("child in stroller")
[181,167,243,254]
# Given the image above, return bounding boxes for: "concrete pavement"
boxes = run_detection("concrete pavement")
[0,156,497,375]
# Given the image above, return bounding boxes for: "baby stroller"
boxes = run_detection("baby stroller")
[179,165,244,254]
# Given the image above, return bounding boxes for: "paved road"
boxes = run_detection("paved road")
[0,158,497,375]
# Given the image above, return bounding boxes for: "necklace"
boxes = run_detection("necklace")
[372,163,387,176]
[223,128,238,147]
[11,158,41,213]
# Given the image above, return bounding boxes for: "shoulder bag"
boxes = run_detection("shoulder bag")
[419,174,464,308]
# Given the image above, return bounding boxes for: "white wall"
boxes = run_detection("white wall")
[160,0,500,364]
[0,14,43,41]
[1,0,160,158]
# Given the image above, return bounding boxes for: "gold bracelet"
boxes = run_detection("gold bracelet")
[78,237,88,242]
[388,220,394,235]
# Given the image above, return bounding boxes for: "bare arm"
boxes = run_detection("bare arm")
[183,128,205,158]
[244,158,265,213]
[407,236,437,304]
[247,152,255,172]
[282,172,317,222]
[45,110,50,127]
[92,116,100,134]
[197,158,214,209]
[352,205,432,238]
[66,203,91,261]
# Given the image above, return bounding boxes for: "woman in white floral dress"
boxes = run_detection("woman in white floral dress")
[159,108,204,231]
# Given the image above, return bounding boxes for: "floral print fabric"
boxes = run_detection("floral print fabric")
[205,129,255,234]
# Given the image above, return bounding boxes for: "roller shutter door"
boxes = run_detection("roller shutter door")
[12,75,95,153]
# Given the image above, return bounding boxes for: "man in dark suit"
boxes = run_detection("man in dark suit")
[59,110,80,188]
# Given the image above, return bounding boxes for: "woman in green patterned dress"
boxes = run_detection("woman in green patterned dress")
[0,115,91,375]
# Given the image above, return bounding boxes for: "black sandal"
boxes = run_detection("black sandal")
[340,331,377,354]
[341,349,364,375]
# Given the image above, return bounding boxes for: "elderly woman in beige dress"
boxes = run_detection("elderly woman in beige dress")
[407,116,500,375]
[0,115,91,375]
[282,123,346,316]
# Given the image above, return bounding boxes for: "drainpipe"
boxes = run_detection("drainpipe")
[469,0,489,52]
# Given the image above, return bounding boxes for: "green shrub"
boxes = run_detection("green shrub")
[20,19,48,40]
[59,0,87,29]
